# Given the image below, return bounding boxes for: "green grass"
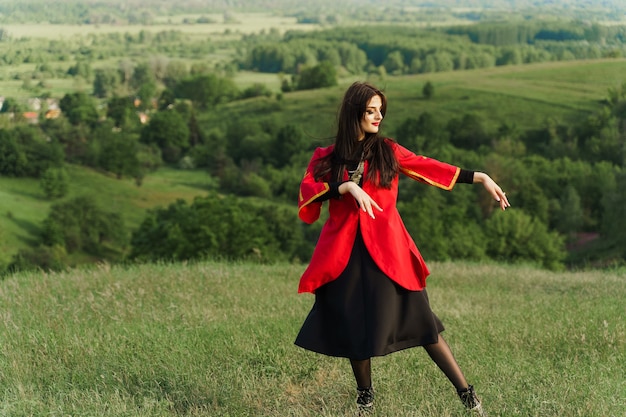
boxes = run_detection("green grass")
[385,59,626,130]
[233,71,285,92]
[0,165,217,266]
[0,261,623,416]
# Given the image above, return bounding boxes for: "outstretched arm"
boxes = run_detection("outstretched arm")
[473,172,510,211]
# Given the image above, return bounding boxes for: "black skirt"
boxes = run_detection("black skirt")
[295,230,444,360]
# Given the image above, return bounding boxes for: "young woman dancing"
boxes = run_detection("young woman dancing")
[295,81,509,415]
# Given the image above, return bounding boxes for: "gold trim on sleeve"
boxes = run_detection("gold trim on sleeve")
[400,167,460,191]
[298,182,330,211]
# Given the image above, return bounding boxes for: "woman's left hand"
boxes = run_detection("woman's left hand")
[474,172,510,211]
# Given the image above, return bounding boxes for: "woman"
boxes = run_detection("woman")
[295,82,509,415]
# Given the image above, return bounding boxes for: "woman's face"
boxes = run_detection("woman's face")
[359,95,383,140]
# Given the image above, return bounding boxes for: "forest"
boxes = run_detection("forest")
[0,0,625,275]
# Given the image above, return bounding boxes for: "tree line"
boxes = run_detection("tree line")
[239,24,626,77]
[442,21,626,46]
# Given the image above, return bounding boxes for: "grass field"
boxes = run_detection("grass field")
[0,261,623,416]
[1,14,320,40]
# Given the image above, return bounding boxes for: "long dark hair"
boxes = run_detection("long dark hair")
[313,82,398,188]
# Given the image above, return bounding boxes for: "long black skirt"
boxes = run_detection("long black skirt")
[295,230,444,360]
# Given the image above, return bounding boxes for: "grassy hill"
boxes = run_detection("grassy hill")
[0,165,218,266]
[225,58,626,141]
[0,260,623,416]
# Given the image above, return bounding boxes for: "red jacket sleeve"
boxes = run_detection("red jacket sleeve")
[392,142,460,190]
[298,147,332,224]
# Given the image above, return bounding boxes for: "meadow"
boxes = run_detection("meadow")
[0,260,623,416]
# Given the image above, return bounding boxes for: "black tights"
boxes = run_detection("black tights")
[350,358,372,389]
[349,335,469,391]
[423,335,469,390]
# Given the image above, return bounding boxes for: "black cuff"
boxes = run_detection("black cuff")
[457,169,475,184]
[313,182,343,202]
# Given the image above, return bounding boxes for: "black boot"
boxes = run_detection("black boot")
[457,385,487,416]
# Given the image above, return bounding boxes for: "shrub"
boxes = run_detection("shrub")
[484,209,566,270]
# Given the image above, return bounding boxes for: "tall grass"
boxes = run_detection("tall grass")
[0,261,623,416]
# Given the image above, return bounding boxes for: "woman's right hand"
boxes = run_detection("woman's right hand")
[338,182,383,219]
[474,172,510,211]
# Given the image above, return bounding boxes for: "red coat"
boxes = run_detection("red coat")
[297,140,460,294]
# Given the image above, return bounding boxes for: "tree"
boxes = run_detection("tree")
[270,124,307,168]
[295,61,337,90]
[126,62,158,110]
[174,74,238,109]
[601,172,626,257]
[41,196,128,255]
[0,129,28,176]
[0,126,65,177]
[5,245,68,275]
[135,81,157,110]
[0,97,23,113]
[130,62,155,91]
[497,47,523,65]
[396,117,423,151]
[163,60,189,89]
[383,51,406,75]
[240,83,273,99]
[136,143,163,177]
[158,88,176,110]
[422,81,434,99]
[422,55,437,73]
[129,193,306,263]
[40,167,69,199]
[93,68,121,98]
[67,60,92,79]
[118,59,135,88]
[39,116,91,164]
[434,52,454,72]
[59,92,99,127]
[409,57,422,74]
[106,96,139,129]
[92,125,140,178]
[140,109,190,163]
[447,114,490,150]
[555,185,584,240]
